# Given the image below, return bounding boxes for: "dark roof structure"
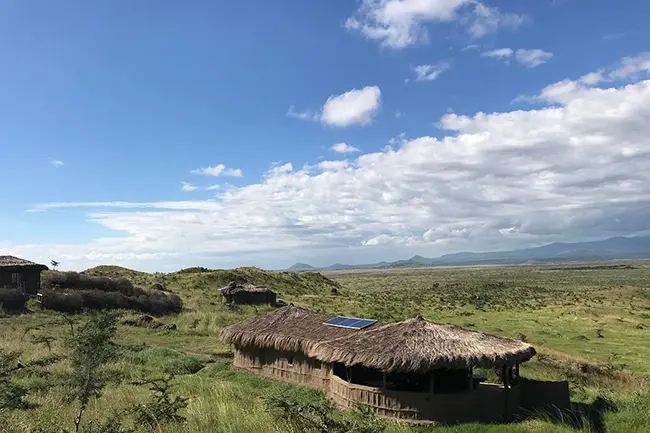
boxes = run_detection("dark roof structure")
[221,306,536,372]
[0,256,48,270]
[218,281,275,296]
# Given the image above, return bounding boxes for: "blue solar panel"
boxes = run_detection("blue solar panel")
[323,316,377,330]
[323,317,344,326]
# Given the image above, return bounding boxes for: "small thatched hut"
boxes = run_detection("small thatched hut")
[221,306,570,423]
[219,281,277,305]
[0,256,48,296]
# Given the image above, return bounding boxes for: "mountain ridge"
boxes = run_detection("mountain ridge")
[286,235,650,271]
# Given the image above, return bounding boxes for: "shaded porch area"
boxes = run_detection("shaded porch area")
[329,362,522,423]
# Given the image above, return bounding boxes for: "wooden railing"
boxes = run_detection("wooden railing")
[328,374,520,422]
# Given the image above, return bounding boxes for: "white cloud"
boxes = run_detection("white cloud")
[515,49,553,68]
[412,62,450,82]
[481,48,553,68]
[49,159,64,168]
[610,52,650,79]
[515,53,650,104]
[286,105,320,121]
[14,53,650,271]
[331,143,360,154]
[461,44,479,51]
[321,86,381,127]
[180,182,198,192]
[395,111,402,118]
[464,3,525,38]
[191,164,243,177]
[287,86,382,128]
[206,184,221,191]
[345,0,525,49]
[481,48,513,59]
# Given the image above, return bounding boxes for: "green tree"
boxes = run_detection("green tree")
[64,312,118,433]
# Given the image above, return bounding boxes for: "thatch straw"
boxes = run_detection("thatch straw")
[0,255,48,270]
[220,306,356,354]
[220,306,536,372]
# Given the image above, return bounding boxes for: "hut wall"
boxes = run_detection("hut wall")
[232,345,329,390]
[0,269,41,295]
[225,291,276,306]
[329,374,521,423]
[519,378,570,411]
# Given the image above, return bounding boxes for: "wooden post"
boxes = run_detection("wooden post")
[502,365,511,421]
[515,363,520,384]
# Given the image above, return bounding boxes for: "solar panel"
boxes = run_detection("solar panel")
[323,316,377,330]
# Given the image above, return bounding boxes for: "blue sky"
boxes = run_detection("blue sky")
[1,0,650,271]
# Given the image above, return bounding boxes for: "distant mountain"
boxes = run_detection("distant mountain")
[286,262,318,271]
[286,236,650,271]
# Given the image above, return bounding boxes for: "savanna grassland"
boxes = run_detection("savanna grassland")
[1,262,650,433]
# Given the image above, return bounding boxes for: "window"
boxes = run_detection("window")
[314,360,322,370]
[287,355,294,367]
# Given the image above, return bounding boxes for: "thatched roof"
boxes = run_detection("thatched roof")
[219,281,275,296]
[220,306,536,372]
[0,256,48,271]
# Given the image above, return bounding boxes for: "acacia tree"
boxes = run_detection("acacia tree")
[64,312,118,433]
[50,260,60,271]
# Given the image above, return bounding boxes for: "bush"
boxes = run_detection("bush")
[163,356,204,375]
[39,289,182,316]
[0,288,27,311]
[42,272,135,295]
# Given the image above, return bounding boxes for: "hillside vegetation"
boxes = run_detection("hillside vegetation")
[0,263,649,432]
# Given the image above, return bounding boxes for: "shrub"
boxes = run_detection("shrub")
[42,272,135,295]
[163,356,204,375]
[265,392,386,433]
[130,376,188,431]
[0,288,27,311]
[39,289,182,315]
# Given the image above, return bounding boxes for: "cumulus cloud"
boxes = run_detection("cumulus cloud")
[180,182,198,192]
[287,86,381,127]
[464,3,525,38]
[286,105,320,121]
[345,0,525,49]
[481,48,513,59]
[514,52,650,104]
[191,164,243,177]
[412,62,450,82]
[482,48,553,67]
[12,53,650,271]
[331,143,360,153]
[515,49,553,68]
[321,86,382,127]
[49,159,64,168]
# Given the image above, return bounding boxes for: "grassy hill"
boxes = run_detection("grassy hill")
[1,264,649,432]
[80,265,341,311]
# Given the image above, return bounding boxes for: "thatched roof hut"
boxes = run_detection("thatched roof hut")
[221,305,535,371]
[219,281,277,305]
[0,255,48,295]
[221,306,569,423]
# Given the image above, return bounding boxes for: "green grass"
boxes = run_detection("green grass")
[1,262,650,432]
